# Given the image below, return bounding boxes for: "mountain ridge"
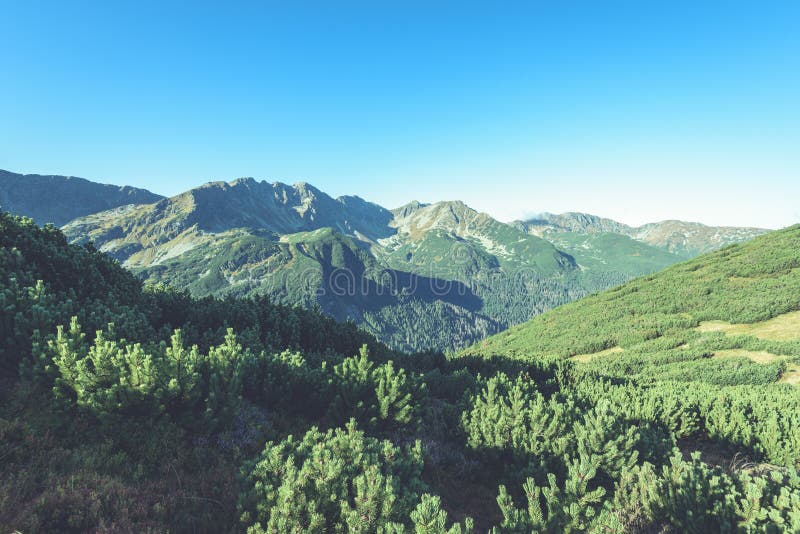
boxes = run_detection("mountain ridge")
[60,176,764,351]
[513,211,769,256]
[3,169,773,351]
[60,179,588,351]
[0,169,163,226]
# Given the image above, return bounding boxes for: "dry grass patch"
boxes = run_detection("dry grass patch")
[696,320,735,334]
[696,310,800,341]
[712,349,782,364]
[571,346,623,363]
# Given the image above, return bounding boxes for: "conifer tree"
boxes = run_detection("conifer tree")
[497,456,607,532]
[239,420,426,533]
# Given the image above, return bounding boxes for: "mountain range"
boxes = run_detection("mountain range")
[513,211,767,257]
[0,169,164,226]
[0,169,770,351]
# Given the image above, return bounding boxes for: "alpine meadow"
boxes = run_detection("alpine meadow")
[2,2,800,533]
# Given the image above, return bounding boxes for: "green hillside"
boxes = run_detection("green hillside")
[60,178,737,353]
[0,169,756,353]
[454,224,800,530]
[543,231,683,291]
[465,224,800,361]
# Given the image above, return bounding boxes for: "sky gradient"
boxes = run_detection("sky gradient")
[2,1,798,229]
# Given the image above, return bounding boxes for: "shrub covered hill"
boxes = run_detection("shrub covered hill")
[459,223,800,529]
[2,211,800,532]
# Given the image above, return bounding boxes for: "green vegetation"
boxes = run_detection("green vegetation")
[2,212,799,531]
[60,180,699,353]
[469,225,800,359]
[456,225,800,530]
[239,421,426,532]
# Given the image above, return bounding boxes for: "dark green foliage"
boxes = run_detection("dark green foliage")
[405,494,474,534]
[238,421,426,532]
[328,346,424,432]
[566,374,800,470]
[461,374,641,484]
[496,457,607,533]
[240,348,329,414]
[34,319,248,433]
[198,328,247,431]
[614,452,800,532]
[574,399,639,482]
[49,319,186,417]
[461,373,575,476]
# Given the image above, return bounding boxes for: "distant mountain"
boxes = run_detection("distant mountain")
[61,179,589,352]
[514,212,629,236]
[513,212,769,257]
[5,171,762,351]
[0,169,163,226]
[630,220,770,256]
[382,200,576,279]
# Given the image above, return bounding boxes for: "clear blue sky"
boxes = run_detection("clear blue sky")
[2,1,798,228]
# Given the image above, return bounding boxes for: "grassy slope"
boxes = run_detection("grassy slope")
[464,224,800,360]
[548,232,682,276]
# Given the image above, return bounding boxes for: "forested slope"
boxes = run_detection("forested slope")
[2,212,800,532]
